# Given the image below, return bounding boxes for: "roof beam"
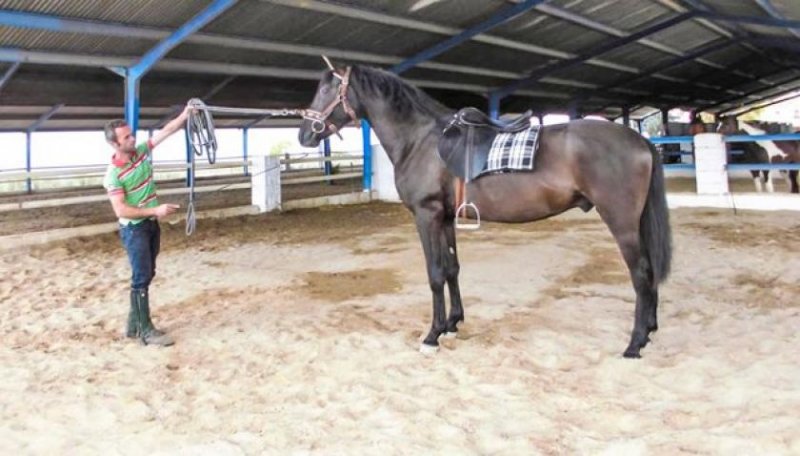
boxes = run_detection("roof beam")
[495,12,695,98]
[753,0,800,40]
[693,10,800,29]
[529,2,724,70]
[0,47,578,100]
[0,10,163,39]
[696,73,800,112]
[575,39,736,102]
[722,91,800,117]
[741,35,800,54]
[27,103,64,132]
[151,75,237,128]
[128,0,238,78]
[391,0,545,74]
[0,9,604,90]
[125,0,238,132]
[0,61,21,93]
[262,0,638,73]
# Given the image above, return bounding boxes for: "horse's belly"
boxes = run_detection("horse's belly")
[467,173,579,223]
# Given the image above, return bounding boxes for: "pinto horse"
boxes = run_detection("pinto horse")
[742,121,800,193]
[298,65,672,358]
[718,116,800,193]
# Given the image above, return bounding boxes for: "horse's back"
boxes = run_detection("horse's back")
[538,119,653,166]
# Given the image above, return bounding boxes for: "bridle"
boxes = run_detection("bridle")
[302,66,360,136]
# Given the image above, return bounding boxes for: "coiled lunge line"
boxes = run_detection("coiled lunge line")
[184,99,219,235]
[182,98,309,235]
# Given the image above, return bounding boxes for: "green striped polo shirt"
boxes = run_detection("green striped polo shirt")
[103,140,158,225]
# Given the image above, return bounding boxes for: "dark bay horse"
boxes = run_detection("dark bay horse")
[298,65,672,358]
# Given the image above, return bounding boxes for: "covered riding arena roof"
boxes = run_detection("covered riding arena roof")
[1,0,800,131]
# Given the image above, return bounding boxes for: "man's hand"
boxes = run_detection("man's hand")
[151,105,195,148]
[153,203,180,218]
[178,104,195,122]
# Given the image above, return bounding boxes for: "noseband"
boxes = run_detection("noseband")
[303,66,359,136]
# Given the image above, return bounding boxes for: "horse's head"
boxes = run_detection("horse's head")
[299,62,361,147]
[717,116,739,135]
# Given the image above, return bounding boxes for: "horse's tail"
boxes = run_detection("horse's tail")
[641,141,672,284]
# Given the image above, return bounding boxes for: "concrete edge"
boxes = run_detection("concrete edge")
[667,192,800,211]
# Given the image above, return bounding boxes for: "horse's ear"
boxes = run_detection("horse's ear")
[321,55,344,80]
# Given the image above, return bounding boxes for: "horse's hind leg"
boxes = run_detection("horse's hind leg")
[442,219,464,335]
[751,171,763,192]
[788,170,799,193]
[596,206,657,358]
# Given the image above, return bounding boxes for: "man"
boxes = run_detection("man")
[103,107,191,346]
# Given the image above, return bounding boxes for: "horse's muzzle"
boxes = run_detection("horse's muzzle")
[298,126,321,147]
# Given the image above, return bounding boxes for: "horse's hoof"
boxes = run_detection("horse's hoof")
[442,331,457,339]
[623,349,642,359]
[419,343,439,355]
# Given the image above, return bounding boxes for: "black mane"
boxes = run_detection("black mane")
[350,65,453,125]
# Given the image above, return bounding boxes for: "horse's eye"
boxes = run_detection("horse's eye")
[321,86,330,95]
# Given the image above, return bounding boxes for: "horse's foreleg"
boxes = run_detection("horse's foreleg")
[765,170,775,193]
[415,208,448,354]
[442,219,464,335]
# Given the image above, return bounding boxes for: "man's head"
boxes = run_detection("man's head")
[104,119,136,153]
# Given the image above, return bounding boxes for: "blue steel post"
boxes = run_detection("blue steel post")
[361,119,372,192]
[323,138,332,184]
[242,128,249,176]
[25,131,31,193]
[121,0,238,179]
[622,106,630,128]
[124,76,140,134]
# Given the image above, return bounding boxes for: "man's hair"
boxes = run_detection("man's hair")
[104,119,128,143]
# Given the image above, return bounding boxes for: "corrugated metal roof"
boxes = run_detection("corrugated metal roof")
[0,0,799,130]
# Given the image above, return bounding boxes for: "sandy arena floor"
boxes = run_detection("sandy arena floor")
[0,202,798,454]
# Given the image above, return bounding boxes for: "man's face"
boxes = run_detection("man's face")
[112,125,136,153]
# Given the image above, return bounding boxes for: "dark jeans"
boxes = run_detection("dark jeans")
[119,218,160,290]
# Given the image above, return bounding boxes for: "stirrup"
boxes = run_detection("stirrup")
[455,202,481,230]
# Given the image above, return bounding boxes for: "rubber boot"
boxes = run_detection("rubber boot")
[130,288,174,346]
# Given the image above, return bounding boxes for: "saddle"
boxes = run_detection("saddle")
[438,107,536,181]
[438,107,539,230]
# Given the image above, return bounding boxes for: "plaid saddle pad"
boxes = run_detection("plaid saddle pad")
[479,126,541,177]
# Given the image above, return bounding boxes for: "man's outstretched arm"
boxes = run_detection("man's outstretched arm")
[150,105,192,149]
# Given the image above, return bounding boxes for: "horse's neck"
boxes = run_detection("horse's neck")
[740,123,788,159]
[360,98,446,166]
